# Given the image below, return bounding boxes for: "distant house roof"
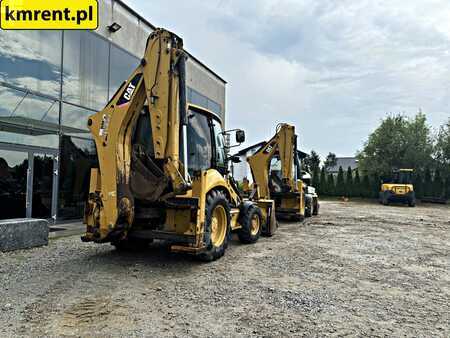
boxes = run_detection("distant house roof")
[297,150,308,159]
[327,157,358,173]
[234,142,266,157]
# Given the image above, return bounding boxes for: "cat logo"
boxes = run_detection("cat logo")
[124,82,136,101]
[117,73,142,107]
[264,144,274,154]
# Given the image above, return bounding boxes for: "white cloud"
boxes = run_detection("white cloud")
[127,0,450,158]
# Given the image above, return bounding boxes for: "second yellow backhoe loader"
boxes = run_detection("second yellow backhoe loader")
[82,28,276,261]
[380,168,415,207]
[246,123,306,221]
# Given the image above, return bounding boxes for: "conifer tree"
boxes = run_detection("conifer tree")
[354,169,361,197]
[371,173,381,198]
[328,173,335,196]
[346,166,353,197]
[413,171,423,199]
[336,166,345,196]
[312,166,320,192]
[444,176,450,199]
[362,174,371,198]
[319,167,327,195]
[432,169,443,197]
[423,167,432,197]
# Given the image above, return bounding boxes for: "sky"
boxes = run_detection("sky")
[128,0,450,158]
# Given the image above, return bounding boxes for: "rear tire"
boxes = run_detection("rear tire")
[237,205,262,244]
[408,199,416,207]
[197,190,230,262]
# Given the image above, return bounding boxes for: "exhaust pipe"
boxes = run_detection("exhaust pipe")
[177,51,190,182]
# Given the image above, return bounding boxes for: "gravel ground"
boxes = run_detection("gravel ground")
[1,200,449,337]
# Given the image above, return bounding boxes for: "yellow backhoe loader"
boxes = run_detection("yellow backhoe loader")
[246,123,306,221]
[380,168,415,207]
[82,28,276,261]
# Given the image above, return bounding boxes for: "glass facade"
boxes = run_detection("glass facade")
[63,31,109,111]
[0,149,28,219]
[0,28,223,221]
[58,135,97,220]
[109,44,139,97]
[0,30,62,97]
[32,154,54,218]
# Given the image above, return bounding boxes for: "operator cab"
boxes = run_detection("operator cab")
[268,153,300,193]
[382,168,413,184]
[185,105,227,176]
[393,169,413,184]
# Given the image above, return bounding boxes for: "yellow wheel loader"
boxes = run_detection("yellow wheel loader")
[82,28,276,261]
[246,124,306,221]
[380,168,415,207]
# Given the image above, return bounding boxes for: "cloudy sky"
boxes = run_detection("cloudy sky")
[128,0,450,158]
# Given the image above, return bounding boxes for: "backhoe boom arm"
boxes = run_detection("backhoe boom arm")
[84,29,189,240]
[247,124,296,199]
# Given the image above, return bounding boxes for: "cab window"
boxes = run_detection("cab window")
[212,119,226,170]
[187,110,212,174]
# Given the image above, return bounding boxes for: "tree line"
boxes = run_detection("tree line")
[303,113,450,200]
[309,166,450,199]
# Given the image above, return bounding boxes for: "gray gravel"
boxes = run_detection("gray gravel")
[1,200,449,337]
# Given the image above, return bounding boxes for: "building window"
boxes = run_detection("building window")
[60,102,95,134]
[0,85,59,149]
[109,45,139,98]
[190,88,208,109]
[0,30,62,98]
[62,31,109,111]
[58,135,97,220]
[0,149,28,219]
[207,99,222,115]
[187,87,222,115]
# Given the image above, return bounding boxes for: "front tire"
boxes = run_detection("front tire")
[312,198,319,216]
[237,205,262,244]
[198,190,230,262]
[305,196,312,218]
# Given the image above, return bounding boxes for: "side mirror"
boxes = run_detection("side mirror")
[236,130,245,143]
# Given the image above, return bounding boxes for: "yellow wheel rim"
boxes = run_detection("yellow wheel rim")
[250,214,260,236]
[211,205,227,247]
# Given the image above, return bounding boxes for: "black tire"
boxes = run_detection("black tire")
[408,198,416,207]
[294,214,305,222]
[312,198,319,216]
[304,194,313,218]
[197,190,230,262]
[305,199,312,218]
[382,193,389,206]
[237,205,262,244]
